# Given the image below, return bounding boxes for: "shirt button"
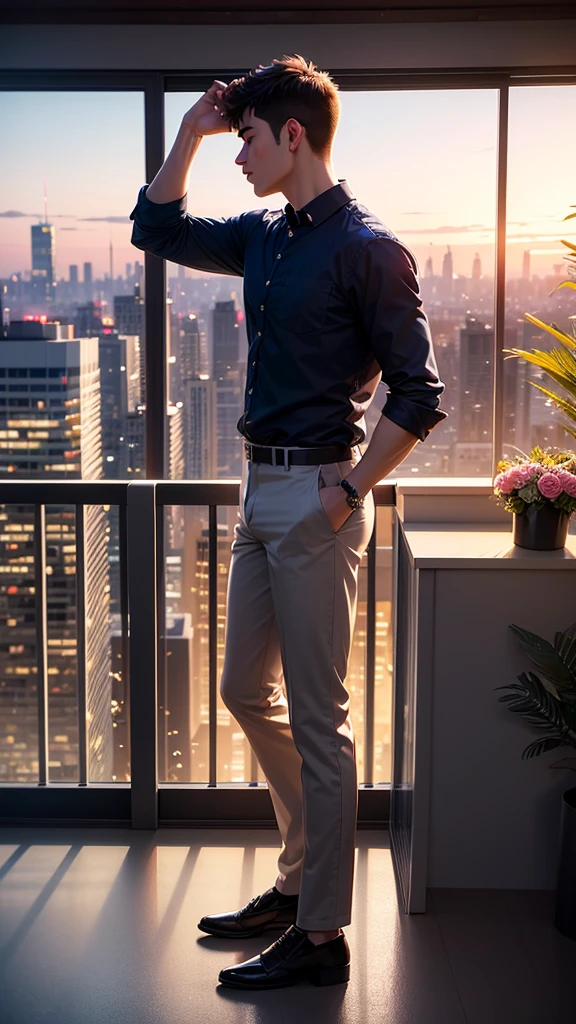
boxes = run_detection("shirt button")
[260,304,264,311]
[248,388,253,394]
[257,331,261,337]
[252,360,256,366]
[277,253,282,259]
[265,280,270,286]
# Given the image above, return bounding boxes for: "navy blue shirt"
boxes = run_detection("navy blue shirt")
[130,179,447,447]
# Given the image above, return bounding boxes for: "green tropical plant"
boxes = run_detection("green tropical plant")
[504,207,576,440]
[495,621,576,771]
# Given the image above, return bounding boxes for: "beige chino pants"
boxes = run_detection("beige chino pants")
[219,445,375,931]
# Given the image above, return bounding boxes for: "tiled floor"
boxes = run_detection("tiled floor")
[0,826,575,1023]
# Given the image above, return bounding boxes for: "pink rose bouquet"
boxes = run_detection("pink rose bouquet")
[493,445,576,516]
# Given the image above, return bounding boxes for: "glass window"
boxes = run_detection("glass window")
[0,91,145,783]
[504,85,576,462]
[332,89,499,478]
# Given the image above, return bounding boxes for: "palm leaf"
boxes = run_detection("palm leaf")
[524,313,576,350]
[555,281,576,292]
[522,736,567,760]
[503,348,576,404]
[527,382,576,427]
[508,624,576,691]
[555,623,576,676]
[495,672,565,727]
[560,238,576,253]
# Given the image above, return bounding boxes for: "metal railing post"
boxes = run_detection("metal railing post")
[75,503,88,785]
[34,504,49,786]
[127,481,158,828]
[208,504,218,786]
[364,524,377,786]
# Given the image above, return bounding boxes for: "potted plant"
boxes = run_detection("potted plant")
[493,445,576,550]
[496,621,576,938]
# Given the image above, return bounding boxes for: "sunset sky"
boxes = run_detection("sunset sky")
[1,85,574,283]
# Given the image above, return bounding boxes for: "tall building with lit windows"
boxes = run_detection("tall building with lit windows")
[114,285,145,405]
[183,377,217,480]
[0,318,111,784]
[213,299,245,478]
[31,222,56,305]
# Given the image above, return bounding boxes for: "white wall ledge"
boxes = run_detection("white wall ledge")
[401,520,576,567]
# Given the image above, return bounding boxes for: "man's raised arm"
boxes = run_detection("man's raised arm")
[129,80,262,277]
[146,80,229,203]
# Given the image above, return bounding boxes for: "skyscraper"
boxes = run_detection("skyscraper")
[114,285,145,406]
[184,377,217,480]
[0,318,111,783]
[99,333,141,478]
[212,298,240,378]
[457,316,493,446]
[440,246,454,302]
[83,262,93,302]
[469,252,482,300]
[212,300,245,478]
[31,222,55,305]
[173,313,205,399]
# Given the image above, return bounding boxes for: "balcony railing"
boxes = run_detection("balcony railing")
[0,479,395,828]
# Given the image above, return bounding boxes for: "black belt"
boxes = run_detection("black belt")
[243,440,356,468]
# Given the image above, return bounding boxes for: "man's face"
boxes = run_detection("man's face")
[234,109,296,197]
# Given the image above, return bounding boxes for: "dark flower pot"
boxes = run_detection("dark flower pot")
[555,787,576,940]
[513,502,570,550]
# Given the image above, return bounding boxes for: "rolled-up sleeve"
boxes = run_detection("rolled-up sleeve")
[350,236,448,442]
[129,184,264,276]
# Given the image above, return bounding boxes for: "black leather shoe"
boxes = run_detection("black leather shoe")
[218,924,350,989]
[197,886,299,938]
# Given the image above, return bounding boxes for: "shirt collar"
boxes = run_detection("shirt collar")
[284,179,355,229]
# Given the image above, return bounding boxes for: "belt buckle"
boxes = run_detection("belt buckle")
[244,441,253,461]
[270,446,290,470]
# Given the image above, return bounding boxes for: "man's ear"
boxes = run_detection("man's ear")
[286,118,305,151]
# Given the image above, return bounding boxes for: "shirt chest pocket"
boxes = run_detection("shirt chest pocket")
[279,274,334,335]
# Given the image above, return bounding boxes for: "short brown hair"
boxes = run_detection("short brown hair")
[222,53,340,158]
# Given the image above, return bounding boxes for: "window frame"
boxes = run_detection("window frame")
[1,67,575,825]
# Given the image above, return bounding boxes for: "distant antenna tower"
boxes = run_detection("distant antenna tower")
[43,178,48,223]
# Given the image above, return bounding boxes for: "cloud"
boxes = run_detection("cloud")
[397,224,489,235]
[0,211,128,222]
[505,232,565,241]
[0,210,78,219]
[61,227,77,231]
[400,211,430,216]
[79,215,131,223]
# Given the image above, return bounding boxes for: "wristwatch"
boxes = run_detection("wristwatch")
[340,478,364,510]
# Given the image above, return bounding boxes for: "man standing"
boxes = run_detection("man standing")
[130,53,447,990]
